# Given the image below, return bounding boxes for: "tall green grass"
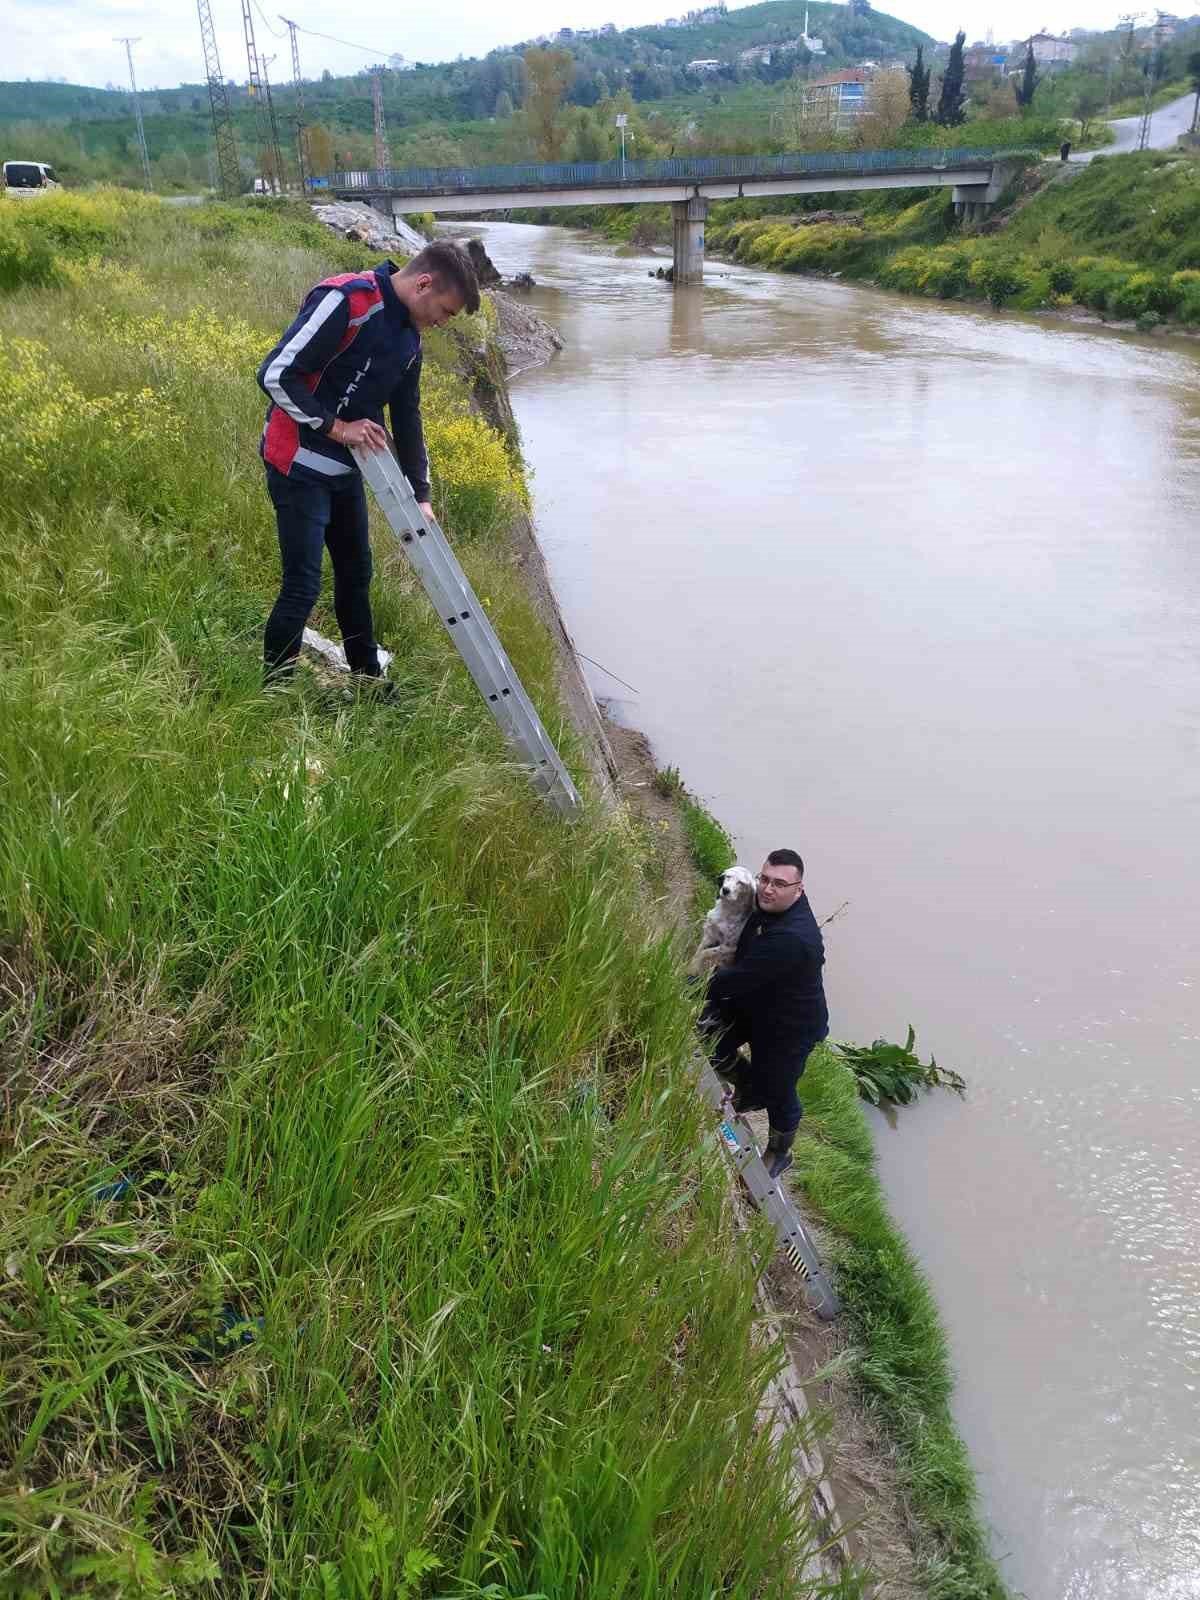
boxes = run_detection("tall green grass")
[796,1049,1004,1600]
[0,195,860,1598]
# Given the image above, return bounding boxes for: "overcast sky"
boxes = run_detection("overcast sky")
[6,0,1134,93]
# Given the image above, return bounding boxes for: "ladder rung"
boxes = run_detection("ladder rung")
[697,1057,840,1321]
[355,443,581,816]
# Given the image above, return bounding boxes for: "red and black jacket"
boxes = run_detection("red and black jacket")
[257,259,430,498]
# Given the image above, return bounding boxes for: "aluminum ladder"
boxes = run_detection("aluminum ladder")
[696,1057,840,1321]
[355,443,581,818]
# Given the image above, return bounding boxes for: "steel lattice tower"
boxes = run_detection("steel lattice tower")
[196,0,240,197]
[371,68,389,173]
[261,55,289,191]
[115,37,153,189]
[281,18,308,189]
[241,0,276,190]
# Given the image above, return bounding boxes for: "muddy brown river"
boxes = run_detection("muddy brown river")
[452,220,1200,1599]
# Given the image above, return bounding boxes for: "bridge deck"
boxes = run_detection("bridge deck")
[312,146,1021,206]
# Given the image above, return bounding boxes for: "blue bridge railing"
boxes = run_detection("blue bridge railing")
[309,146,1016,197]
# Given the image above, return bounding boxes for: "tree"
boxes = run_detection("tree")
[1188,48,1200,132]
[1014,41,1039,111]
[304,123,334,176]
[934,30,966,126]
[907,44,931,122]
[523,46,574,160]
[494,90,514,120]
[849,0,872,13]
[861,69,910,145]
[1073,81,1104,142]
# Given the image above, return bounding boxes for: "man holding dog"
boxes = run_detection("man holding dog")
[256,241,480,688]
[703,848,828,1179]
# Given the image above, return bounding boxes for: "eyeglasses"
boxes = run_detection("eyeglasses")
[757,873,801,891]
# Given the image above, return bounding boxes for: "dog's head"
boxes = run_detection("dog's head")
[715,865,757,912]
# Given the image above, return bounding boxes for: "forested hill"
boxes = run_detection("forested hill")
[2,1,932,131]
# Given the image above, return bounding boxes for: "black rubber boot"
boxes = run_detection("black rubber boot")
[764,1126,797,1180]
[718,1055,767,1115]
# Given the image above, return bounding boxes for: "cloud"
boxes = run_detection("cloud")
[2,0,1129,91]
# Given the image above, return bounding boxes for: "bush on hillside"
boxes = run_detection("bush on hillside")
[0,209,61,291]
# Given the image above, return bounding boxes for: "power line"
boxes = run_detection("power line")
[285,21,404,63]
[251,0,286,38]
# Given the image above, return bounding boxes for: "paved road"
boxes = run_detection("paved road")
[1071,88,1196,161]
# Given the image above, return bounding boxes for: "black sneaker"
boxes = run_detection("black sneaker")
[351,674,403,707]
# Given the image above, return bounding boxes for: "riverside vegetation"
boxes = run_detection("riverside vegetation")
[0,190,1004,1600]
[707,149,1200,328]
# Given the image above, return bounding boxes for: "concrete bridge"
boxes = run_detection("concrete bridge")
[310,148,1024,283]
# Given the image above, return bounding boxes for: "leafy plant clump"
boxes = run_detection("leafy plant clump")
[834,1026,967,1107]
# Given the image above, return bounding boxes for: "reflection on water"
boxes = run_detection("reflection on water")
[454,222,1200,1600]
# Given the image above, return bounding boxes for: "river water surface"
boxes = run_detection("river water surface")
[457,221,1200,1600]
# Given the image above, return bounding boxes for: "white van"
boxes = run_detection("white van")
[3,161,62,197]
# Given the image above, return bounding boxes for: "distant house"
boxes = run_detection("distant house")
[686,58,723,73]
[964,44,1007,81]
[1024,32,1077,68]
[739,44,773,65]
[801,69,870,130]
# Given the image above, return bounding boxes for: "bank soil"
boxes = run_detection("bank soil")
[600,721,927,1597]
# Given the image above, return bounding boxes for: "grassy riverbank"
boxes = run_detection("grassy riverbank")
[0,191,852,1597]
[708,149,1200,326]
[667,782,1005,1600]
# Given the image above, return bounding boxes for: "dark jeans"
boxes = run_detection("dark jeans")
[702,1006,822,1135]
[263,465,381,679]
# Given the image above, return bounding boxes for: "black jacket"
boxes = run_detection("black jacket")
[257,261,429,497]
[706,892,829,1063]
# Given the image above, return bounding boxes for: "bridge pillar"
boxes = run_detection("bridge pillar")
[952,160,1020,226]
[672,196,709,284]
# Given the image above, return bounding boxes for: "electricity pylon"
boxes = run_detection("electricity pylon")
[261,55,289,191]
[196,0,240,197]
[371,66,389,173]
[241,0,278,191]
[281,16,308,189]
[115,36,153,189]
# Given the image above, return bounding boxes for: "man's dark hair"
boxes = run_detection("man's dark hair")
[401,241,481,315]
[766,847,804,880]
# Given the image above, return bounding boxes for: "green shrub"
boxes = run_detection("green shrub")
[680,794,735,880]
[0,208,61,291]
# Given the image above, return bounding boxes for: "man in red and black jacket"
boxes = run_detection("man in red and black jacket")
[256,241,480,686]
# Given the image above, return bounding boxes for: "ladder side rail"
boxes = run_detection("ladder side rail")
[698,1057,840,1320]
[355,446,580,813]
[361,449,569,766]
[358,451,566,776]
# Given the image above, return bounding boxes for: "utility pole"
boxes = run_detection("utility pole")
[1138,10,1166,151]
[280,16,308,189]
[371,66,389,173]
[115,36,153,189]
[261,55,288,191]
[241,0,275,191]
[196,0,240,197]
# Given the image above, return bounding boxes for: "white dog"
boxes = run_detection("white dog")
[689,865,757,977]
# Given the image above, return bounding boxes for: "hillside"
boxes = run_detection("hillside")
[0,1,933,188]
